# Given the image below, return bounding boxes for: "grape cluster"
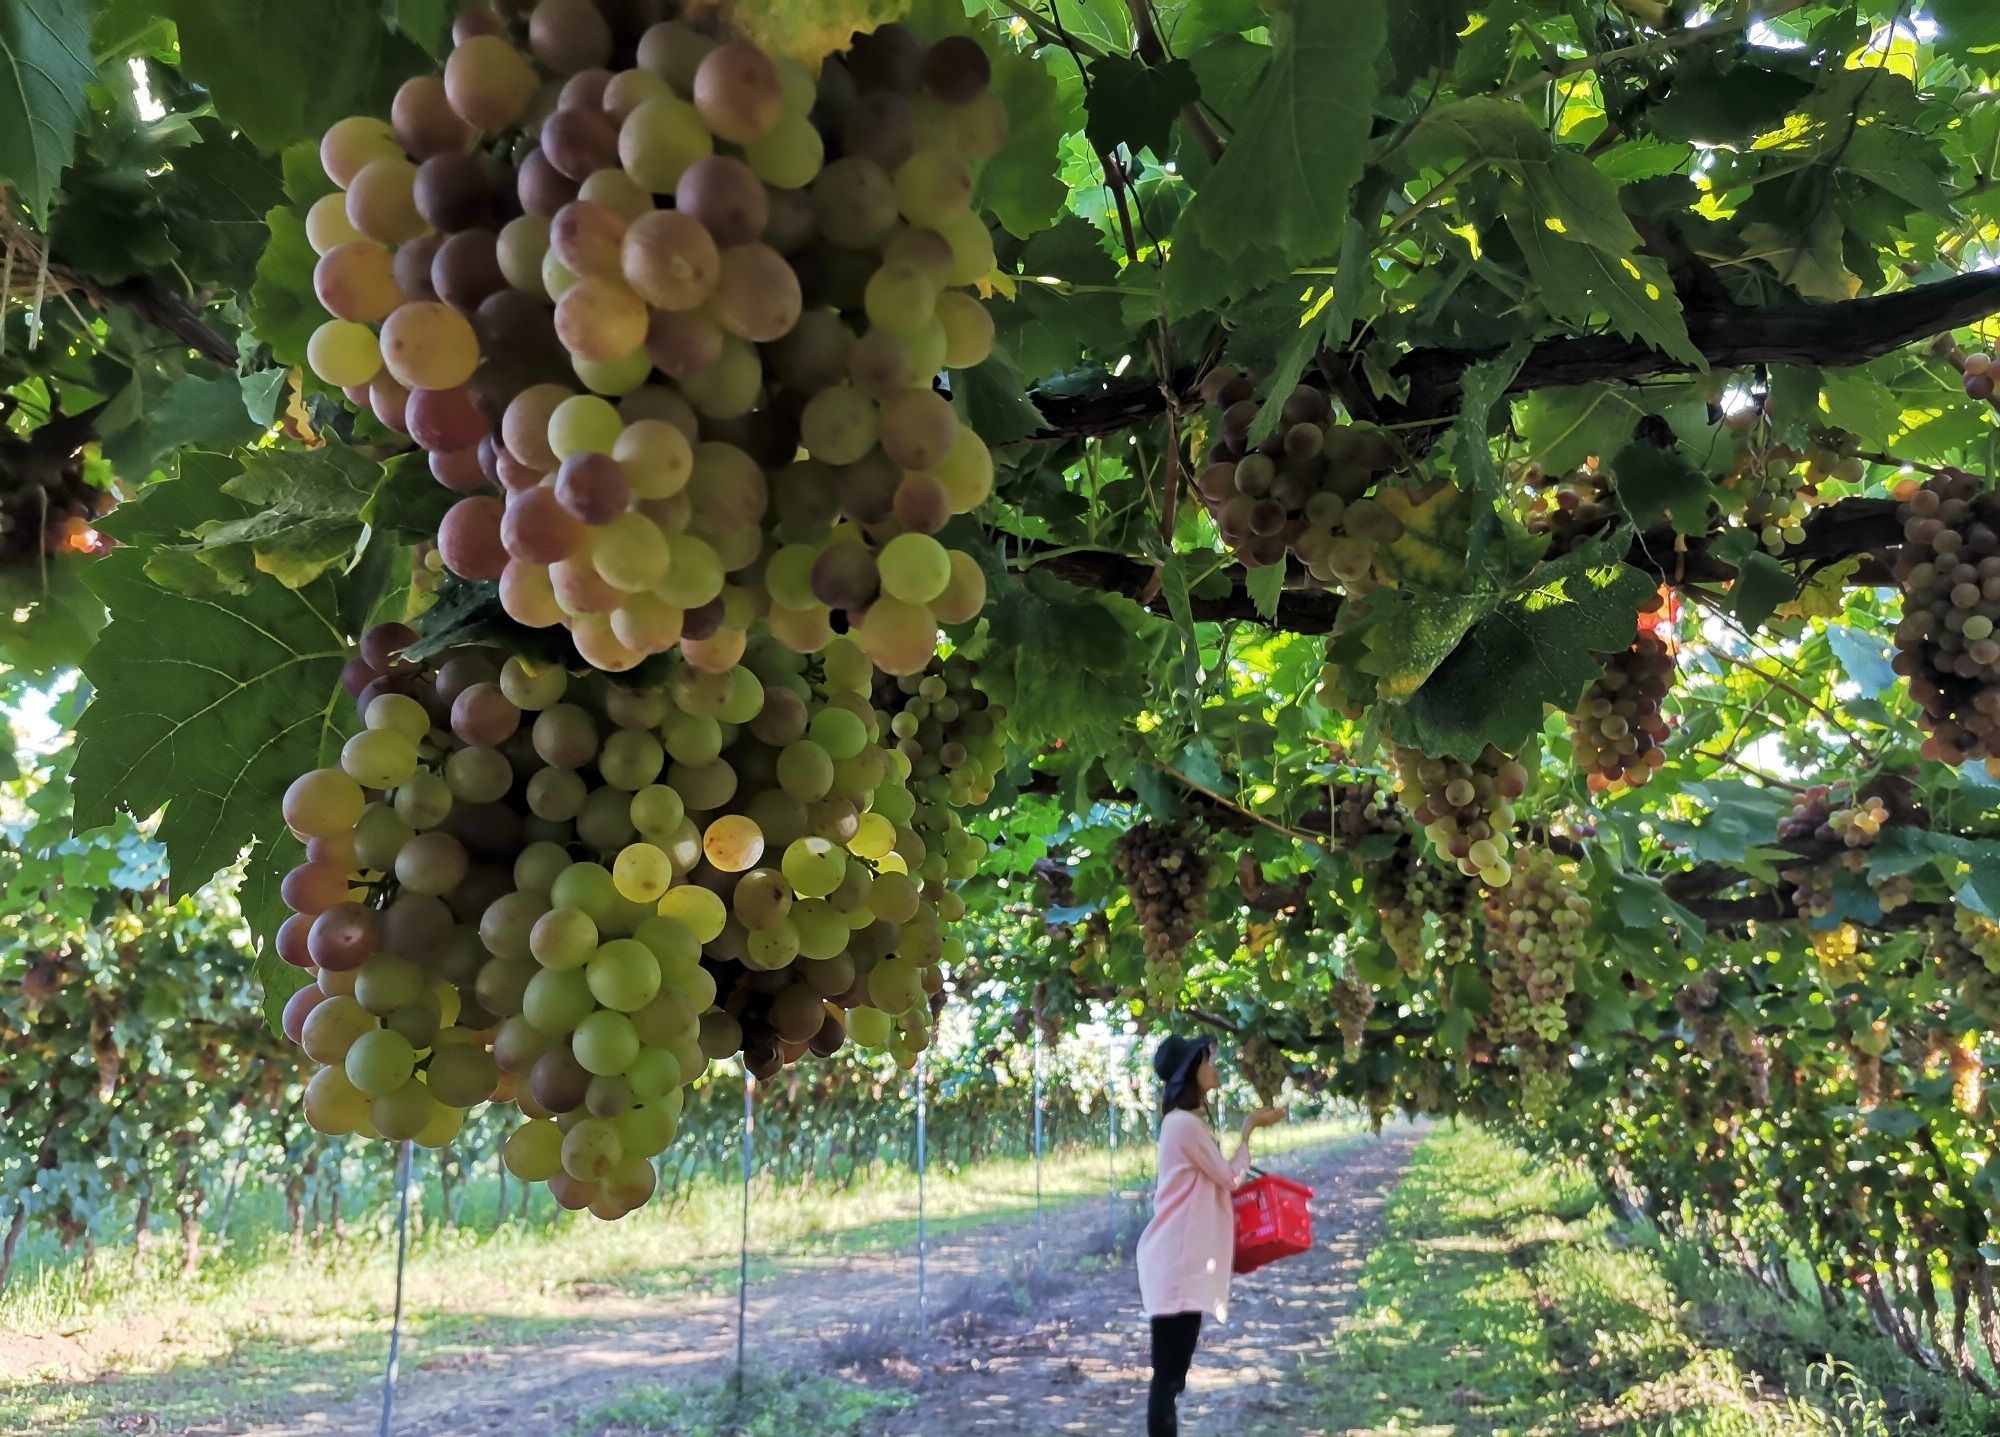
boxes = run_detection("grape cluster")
[1239,1033,1287,1105]
[0,452,113,568]
[277,620,985,1218]
[873,652,1005,812]
[1949,1035,1983,1115]
[1777,784,1905,918]
[1374,846,1475,976]
[1733,1028,1772,1108]
[1890,471,2000,772]
[1811,923,1865,986]
[1518,459,1616,554]
[1328,972,1374,1060]
[1391,745,1528,888]
[1481,848,1590,1046]
[1671,972,1722,1059]
[302,6,1005,676]
[1193,370,1403,582]
[1113,821,1210,1011]
[1322,751,1405,845]
[1714,424,1857,553]
[1569,627,1674,791]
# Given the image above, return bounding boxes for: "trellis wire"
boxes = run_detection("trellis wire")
[735,1067,753,1394]
[377,1140,414,1437]
[915,1049,928,1338]
[1032,1024,1045,1251]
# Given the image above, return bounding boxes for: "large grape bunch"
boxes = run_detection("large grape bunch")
[301,4,1005,676]
[1481,847,1590,1047]
[0,407,116,569]
[1374,845,1475,976]
[1776,782,1909,919]
[1391,744,1528,888]
[279,620,983,1219]
[1327,971,1374,1060]
[1322,748,1404,845]
[1890,470,2000,772]
[1239,1033,1287,1105]
[1114,821,1210,1011]
[1713,417,1859,553]
[1517,457,1616,554]
[1568,620,1675,791]
[1193,369,1405,583]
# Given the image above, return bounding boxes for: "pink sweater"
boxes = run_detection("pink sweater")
[1136,1109,1250,1320]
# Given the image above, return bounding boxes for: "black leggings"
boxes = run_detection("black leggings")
[1148,1311,1203,1436]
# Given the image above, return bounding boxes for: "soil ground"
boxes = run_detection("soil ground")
[209,1126,1419,1437]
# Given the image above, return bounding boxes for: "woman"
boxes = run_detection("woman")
[1134,1034,1286,1437]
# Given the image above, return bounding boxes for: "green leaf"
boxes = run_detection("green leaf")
[1610,442,1713,534]
[950,345,1045,446]
[1180,0,1387,264]
[250,205,324,368]
[158,120,288,289]
[158,0,426,153]
[1825,624,1897,697]
[1931,0,2000,58]
[0,0,94,217]
[980,40,1076,239]
[241,368,289,428]
[1394,542,1655,757]
[1510,219,1700,369]
[386,0,453,56]
[1158,554,1202,705]
[1244,561,1285,620]
[1084,55,1199,159]
[1516,385,1647,473]
[72,546,349,900]
[245,833,309,1025]
[100,373,265,482]
[1730,551,1796,635]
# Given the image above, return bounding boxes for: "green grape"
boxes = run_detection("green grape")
[531,906,599,971]
[878,389,960,471]
[587,937,663,1011]
[626,1047,683,1102]
[524,966,596,1034]
[782,836,846,899]
[561,1116,624,1181]
[630,783,688,839]
[500,656,568,711]
[934,290,994,369]
[855,597,939,676]
[657,533,725,608]
[578,786,640,853]
[863,260,938,338]
[894,148,974,227]
[428,1043,499,1108]
[505,1119,565,1181]
[444,746,512,804]
[598,729,667,791]
[304,1065,372,1135]
[284,768,366,840]
[345,1028,417,1097]
[551,861,620,922]
[527,767,588,823]
[365,692,432,742]
[877,532,952,604]
[775,739,835,801]
[574,1010,641,1076]
[549,394,624,461]
[657,883,728,942]
[744,111,824,187]
[613,842,675,902]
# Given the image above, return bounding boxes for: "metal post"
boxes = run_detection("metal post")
[1106,1037,1119,1226]
[735,1067,753,1394]
[915,1050,928,1338]
[378,1140,414,1437]
[1032,1025,1045,1252]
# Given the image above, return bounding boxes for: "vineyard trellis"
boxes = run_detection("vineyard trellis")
[2,0,2000,1403]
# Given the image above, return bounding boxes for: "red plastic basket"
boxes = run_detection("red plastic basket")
[1231,1170,1314,1274]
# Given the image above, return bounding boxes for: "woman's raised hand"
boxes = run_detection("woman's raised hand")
[1246,1106,1288,1130]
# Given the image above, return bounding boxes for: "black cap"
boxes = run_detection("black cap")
[1152,1033,1214,1106]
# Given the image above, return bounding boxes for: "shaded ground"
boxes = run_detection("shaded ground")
[217,1129,1417,1437]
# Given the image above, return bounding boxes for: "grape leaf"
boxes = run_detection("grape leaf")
[991,217,1130,380]
[0,0,93,217]
[100,373,266,483]
[1085,54,1199,159]
[1180,0,1387,264]
[1825,623,1898,697]
[951,344,1045,446]
[249,206,323,369]
[73,524,350,901]
[1393,541,1655,757]
[244,833,308,1025]
[158,0,426,153]
[1610,442,1714,534]
[980,39,1077,238]
[1245,561,1286,620]
[158,120,287,290]
[1510,219,1700,369]
[1516,385,1648,472]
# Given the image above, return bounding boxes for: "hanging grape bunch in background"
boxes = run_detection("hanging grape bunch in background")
[275,0,1018,1220]
[1115,821,1212,1011]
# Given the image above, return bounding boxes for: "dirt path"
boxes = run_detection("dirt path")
[871,1125,1421,1436]
[221,1127,1419,1436]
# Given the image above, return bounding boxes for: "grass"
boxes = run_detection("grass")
[569,1368,910,1436]
[0,1115,1361,1437]
[1301,1126,2000,1437]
